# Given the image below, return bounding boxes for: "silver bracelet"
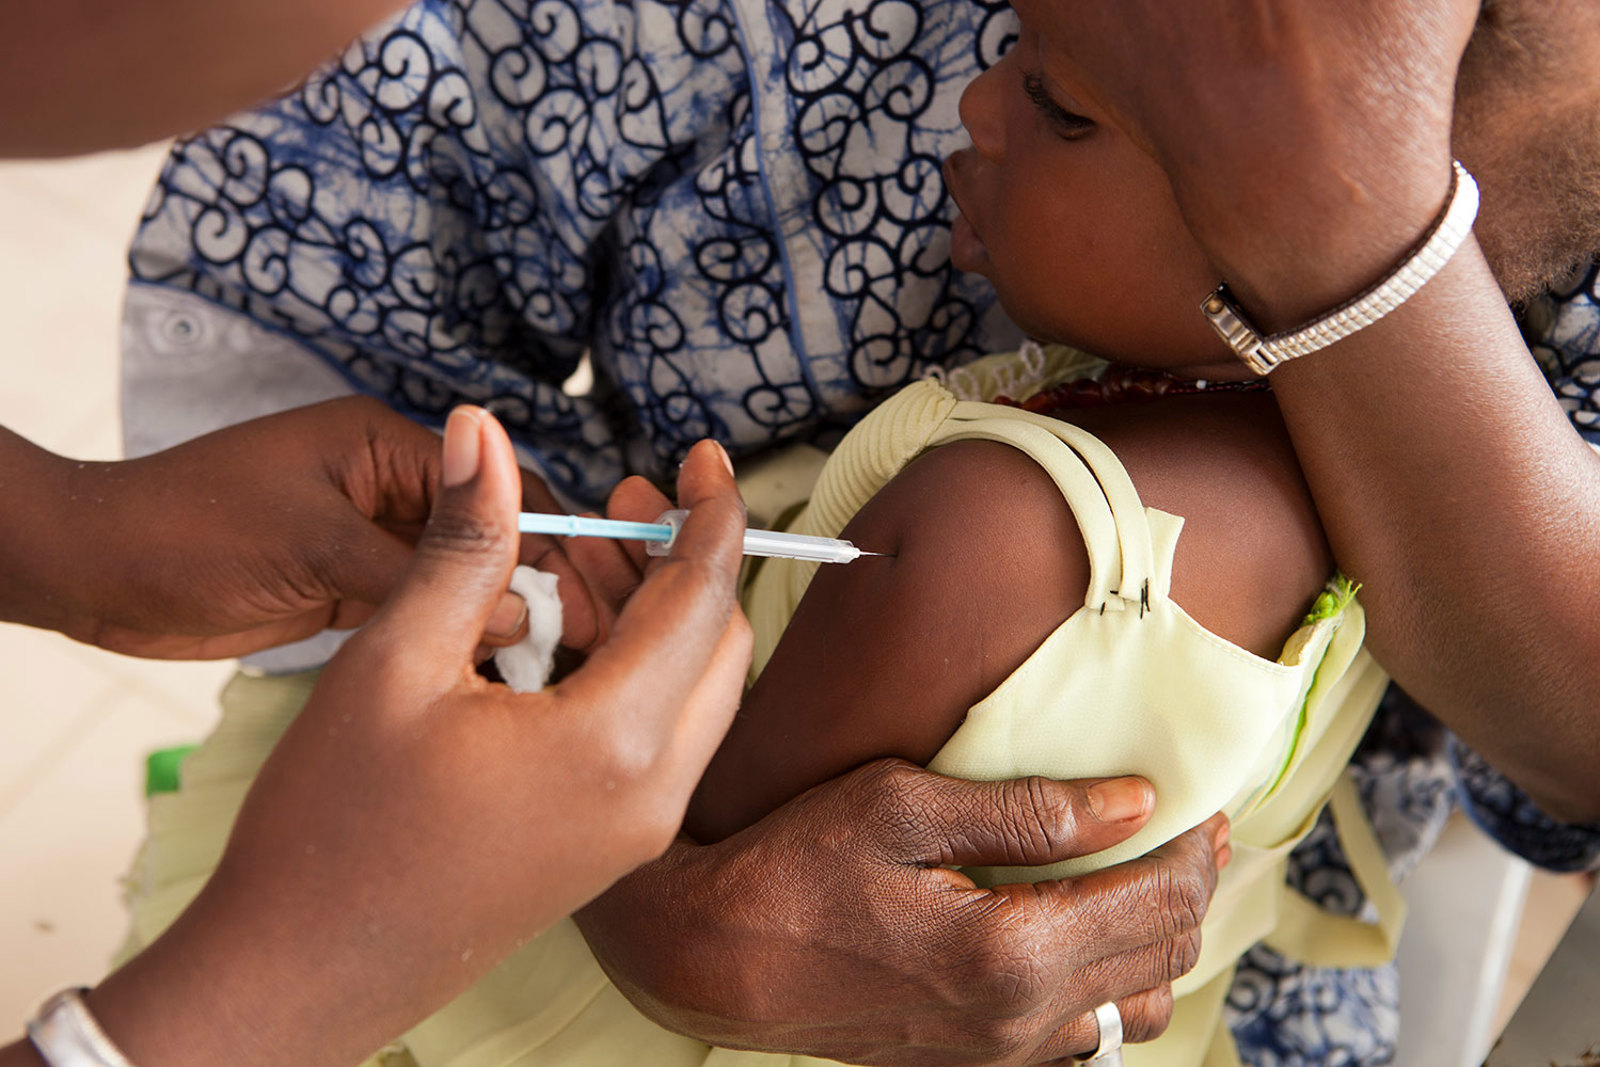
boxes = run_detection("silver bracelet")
[1202,159,1480,375]
[25,988,135,1067]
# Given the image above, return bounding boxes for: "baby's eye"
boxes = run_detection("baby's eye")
[1022,70,1096,140]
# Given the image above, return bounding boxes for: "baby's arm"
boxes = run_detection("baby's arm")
[686,394,1331,843]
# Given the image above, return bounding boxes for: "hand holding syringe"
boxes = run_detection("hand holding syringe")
[517,510,890,564]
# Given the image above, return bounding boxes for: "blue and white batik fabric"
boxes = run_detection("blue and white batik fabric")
[122,2,1600,1064]
[129,0,1018,507]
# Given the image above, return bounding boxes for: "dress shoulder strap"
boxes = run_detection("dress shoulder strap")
[930,400,1161,614]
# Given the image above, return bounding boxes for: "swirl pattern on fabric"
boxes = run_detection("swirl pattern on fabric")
[129,0,1018,505]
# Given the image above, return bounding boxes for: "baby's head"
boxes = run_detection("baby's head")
[945,0,1600,369]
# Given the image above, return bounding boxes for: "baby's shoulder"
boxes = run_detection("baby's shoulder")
[1058,392,1334,657]
[888,392,1332,659]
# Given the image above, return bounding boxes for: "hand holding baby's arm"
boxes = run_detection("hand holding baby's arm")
[580,764,1226,1065]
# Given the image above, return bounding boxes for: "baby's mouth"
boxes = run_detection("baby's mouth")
[943,152,989,265]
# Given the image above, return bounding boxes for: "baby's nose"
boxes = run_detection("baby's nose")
[958,66,1006,163]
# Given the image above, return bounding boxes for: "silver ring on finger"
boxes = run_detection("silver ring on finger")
[1080,1001,1124,1064]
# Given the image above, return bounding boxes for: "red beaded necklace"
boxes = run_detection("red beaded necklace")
[995,366,1271,414]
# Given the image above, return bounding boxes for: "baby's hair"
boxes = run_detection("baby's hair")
[1454,0,1600,303]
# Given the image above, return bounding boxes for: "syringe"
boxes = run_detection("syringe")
[516,510,888,565]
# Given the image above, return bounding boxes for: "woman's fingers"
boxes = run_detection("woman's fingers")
[606,474,677,571]
[355,406,523,688]
[1035,985,1176,1063]
[1047,815,1225,961]
[874,767,1157,870]
[554,441,748,743]
[560,518,645,618]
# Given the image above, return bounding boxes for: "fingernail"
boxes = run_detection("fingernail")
[1087,778,1151,823]
[1217,844,1233,871]
[486,592,528,640]
[712,440,734,476]
[1214,821,1232,852]
[442,408,483,488]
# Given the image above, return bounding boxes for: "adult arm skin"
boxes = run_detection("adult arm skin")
[581,768,1225,1065]
[1023,0,1600,823]
[0,0,410,157]
[0,396,627,660]
[0,414,752,1067]
[565,469,1230,1064]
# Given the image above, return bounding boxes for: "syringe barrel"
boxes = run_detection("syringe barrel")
[740,527,861,564]
[646,510,861,564]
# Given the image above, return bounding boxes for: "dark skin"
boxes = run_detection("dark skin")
[0,395,638,660]
[687,393,1329,845]
[563,472,1234,1061]
[583,0,1600,1058]
[1,0,411,157]
[1020,0,1600,825]
[0,420,753,1067]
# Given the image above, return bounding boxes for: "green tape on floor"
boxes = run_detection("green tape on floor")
[144,745,197,797]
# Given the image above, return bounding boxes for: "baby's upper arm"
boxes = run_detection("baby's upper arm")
[684,439,1089,843]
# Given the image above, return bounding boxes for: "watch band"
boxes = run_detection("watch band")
[1202,159,1480,375]
[26,988,135,1067]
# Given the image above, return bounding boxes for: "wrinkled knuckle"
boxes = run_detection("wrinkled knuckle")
[1124,985,1175,1044]
[862,758,923,809]
[999,777,1063,861]
[1154,864,1210,938]
[1164,928,1203,982]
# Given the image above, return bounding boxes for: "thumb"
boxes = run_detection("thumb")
[861,763,1155,869]
[361,406,525,675]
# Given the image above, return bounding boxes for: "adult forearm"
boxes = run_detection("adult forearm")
[0,875,449,1067]
[0,0,408,157]
[1270,246,1600,823]
[1042,0,1600,823]
[0,427,90,636]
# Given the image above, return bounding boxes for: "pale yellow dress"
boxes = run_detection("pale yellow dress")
[119,347,1404,1067]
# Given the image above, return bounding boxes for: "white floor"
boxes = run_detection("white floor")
[0,143,1591,1046]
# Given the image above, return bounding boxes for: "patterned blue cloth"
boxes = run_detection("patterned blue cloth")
[131,0,1018,506]
[125,2,1600,1062]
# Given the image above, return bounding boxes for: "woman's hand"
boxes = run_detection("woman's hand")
[60,409,751,1067]
[0,396,618,660]
[1021,0,1479,326]
[578,764,1228,1064]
